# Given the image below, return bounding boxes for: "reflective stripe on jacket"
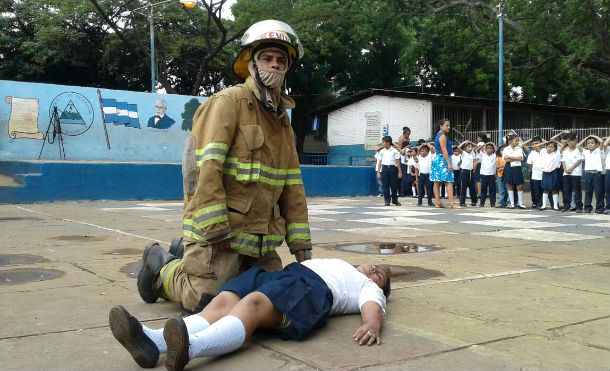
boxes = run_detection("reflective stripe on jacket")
[182,77,311,257]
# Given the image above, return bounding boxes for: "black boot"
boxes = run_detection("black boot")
[137,243,177,303]
[109,305,159,368]
[169,237,184,258]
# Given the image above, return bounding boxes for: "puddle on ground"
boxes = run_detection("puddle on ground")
[104,248,142,256]
[0,217,42,221]
[0,254,49,266]
[120,261,143,278]
[385,264,444,282]
[49,235,108,242]
[0,268,64,285]
[333,242,441,255]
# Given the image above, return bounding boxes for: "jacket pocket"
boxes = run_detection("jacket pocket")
[182,243,217,279]
[226,195,252,229]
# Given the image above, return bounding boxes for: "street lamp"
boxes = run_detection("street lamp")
[121,0,198,93]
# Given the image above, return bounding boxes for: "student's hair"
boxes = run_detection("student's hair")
[565,132,577,141]
[401,141,409,149]
[437,118,450,132]
[417,139,426,145]
[485,143,495,150]
[402,126,411,133]
[586,136,599,145]
[507,134,518,142]
[419,145,430,153]
[531,136,542,143]
[478,133,489,142]
[378,265,391,299]
[547,141,557,151]
[382,135,392,144]
[497,144,507,156]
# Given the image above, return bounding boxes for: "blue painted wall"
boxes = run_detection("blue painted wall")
[328,144,376,166]
[0,161,378,203]
[0,80,205,162]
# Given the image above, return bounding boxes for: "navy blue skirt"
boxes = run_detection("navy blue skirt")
[219,263,333,340]
[504,165,524,185]
[541,168,561,190]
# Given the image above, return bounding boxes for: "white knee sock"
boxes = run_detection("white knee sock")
[142,314,209,354]
[542,193,548,208]
[188,315,246,359]
[412,186,416,194]
[508,191,515,206]
[517,191,524,205]
[552,194,559,209]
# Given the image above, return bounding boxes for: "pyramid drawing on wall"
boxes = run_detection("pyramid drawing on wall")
[59,100,86,125]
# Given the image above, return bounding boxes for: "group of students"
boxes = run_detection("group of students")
[376,130,610,213]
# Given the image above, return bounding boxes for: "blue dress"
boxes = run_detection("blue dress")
[430,132,454,182]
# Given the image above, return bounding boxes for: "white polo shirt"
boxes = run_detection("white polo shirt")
[301,259,386,317]
[451,154,461,171]
[377,147,401,170]
[417,155,432,174]
[583,148,604,172]
[561,147,584,176]
[502,146,524,167]
[606,150,610,170]
[478,152,497,176]
[526,150,543,181]
[460,151,475,170]
[540,149,561,173]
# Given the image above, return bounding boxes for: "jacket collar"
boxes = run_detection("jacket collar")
[245,77,295,125]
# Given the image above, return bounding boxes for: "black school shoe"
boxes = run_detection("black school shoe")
[109,305,159,368]
[595,209,604,214]
[164,317,191,371]
[393,201,402,206]
[428,201,435,206]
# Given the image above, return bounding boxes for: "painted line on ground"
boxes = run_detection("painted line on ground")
[395,262,602,289]
[14,206,169,246]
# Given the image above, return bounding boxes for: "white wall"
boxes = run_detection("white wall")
[327,95,432,147]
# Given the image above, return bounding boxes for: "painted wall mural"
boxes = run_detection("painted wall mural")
[0,80,206,162]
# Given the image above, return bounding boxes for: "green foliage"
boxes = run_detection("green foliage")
[181,98,200,131]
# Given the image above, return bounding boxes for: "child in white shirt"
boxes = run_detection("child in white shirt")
[539,141,562,211]
[604,136,610,214]
[502,134,527,209]
[451,145,461,199]
[560,133,584,212]
[579,136,605,213]
[477,143,497,207]
[376,136,402,206]
[526,137,544,208]
[414,144,434,206]
[458,141,477,206]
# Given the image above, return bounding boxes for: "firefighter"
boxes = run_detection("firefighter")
[137,20,312,313]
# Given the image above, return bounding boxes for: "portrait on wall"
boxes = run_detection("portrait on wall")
[148,99,175,129]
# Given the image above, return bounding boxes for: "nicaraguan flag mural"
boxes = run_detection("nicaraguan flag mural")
[100,98,140,128]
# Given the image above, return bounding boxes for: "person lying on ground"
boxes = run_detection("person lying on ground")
[109,258,391,371]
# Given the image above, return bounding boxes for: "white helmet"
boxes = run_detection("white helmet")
[233,20,304,79]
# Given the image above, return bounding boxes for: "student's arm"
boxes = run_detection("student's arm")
[353,301,383,346]
[376,156,382,179]
[576,138,587,149]
[603,136,610,150]
[395,158,402,178]
[568,160,582,173]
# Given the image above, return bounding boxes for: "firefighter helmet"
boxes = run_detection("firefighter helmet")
[233,20,304,79]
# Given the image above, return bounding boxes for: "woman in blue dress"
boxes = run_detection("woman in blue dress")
[430,119,459,208]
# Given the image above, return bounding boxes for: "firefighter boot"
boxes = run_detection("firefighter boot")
[169,237,184,258]
[138,243,177,303]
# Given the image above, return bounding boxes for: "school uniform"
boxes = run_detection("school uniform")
[451,154,461,198]
[416,154,433,205]
[399,152,411,197]
[540,149,561,190]
[502,145,525,185]
[582,148,605,212]
[478,151,497,207]
[374,152,383,195]
[561,147,584,211]
[459,151,477,206]
[604,147,610,214]
[377,147,401,205]
[526,150,543,208]
[407,157,418,196]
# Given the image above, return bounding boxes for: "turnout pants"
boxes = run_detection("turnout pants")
[562,175,582,210]
[460,169,477,205]
[480,175,496,206]
[157,243,282,313]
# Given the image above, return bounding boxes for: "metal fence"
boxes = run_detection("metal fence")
[459,127,610,145]
[298,154,328,165]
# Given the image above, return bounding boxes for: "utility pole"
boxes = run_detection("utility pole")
[498,2,504,146]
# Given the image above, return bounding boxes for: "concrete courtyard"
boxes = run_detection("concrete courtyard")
[1,196,609,370]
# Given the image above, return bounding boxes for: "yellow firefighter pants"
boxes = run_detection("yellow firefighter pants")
[155,242,282,312]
